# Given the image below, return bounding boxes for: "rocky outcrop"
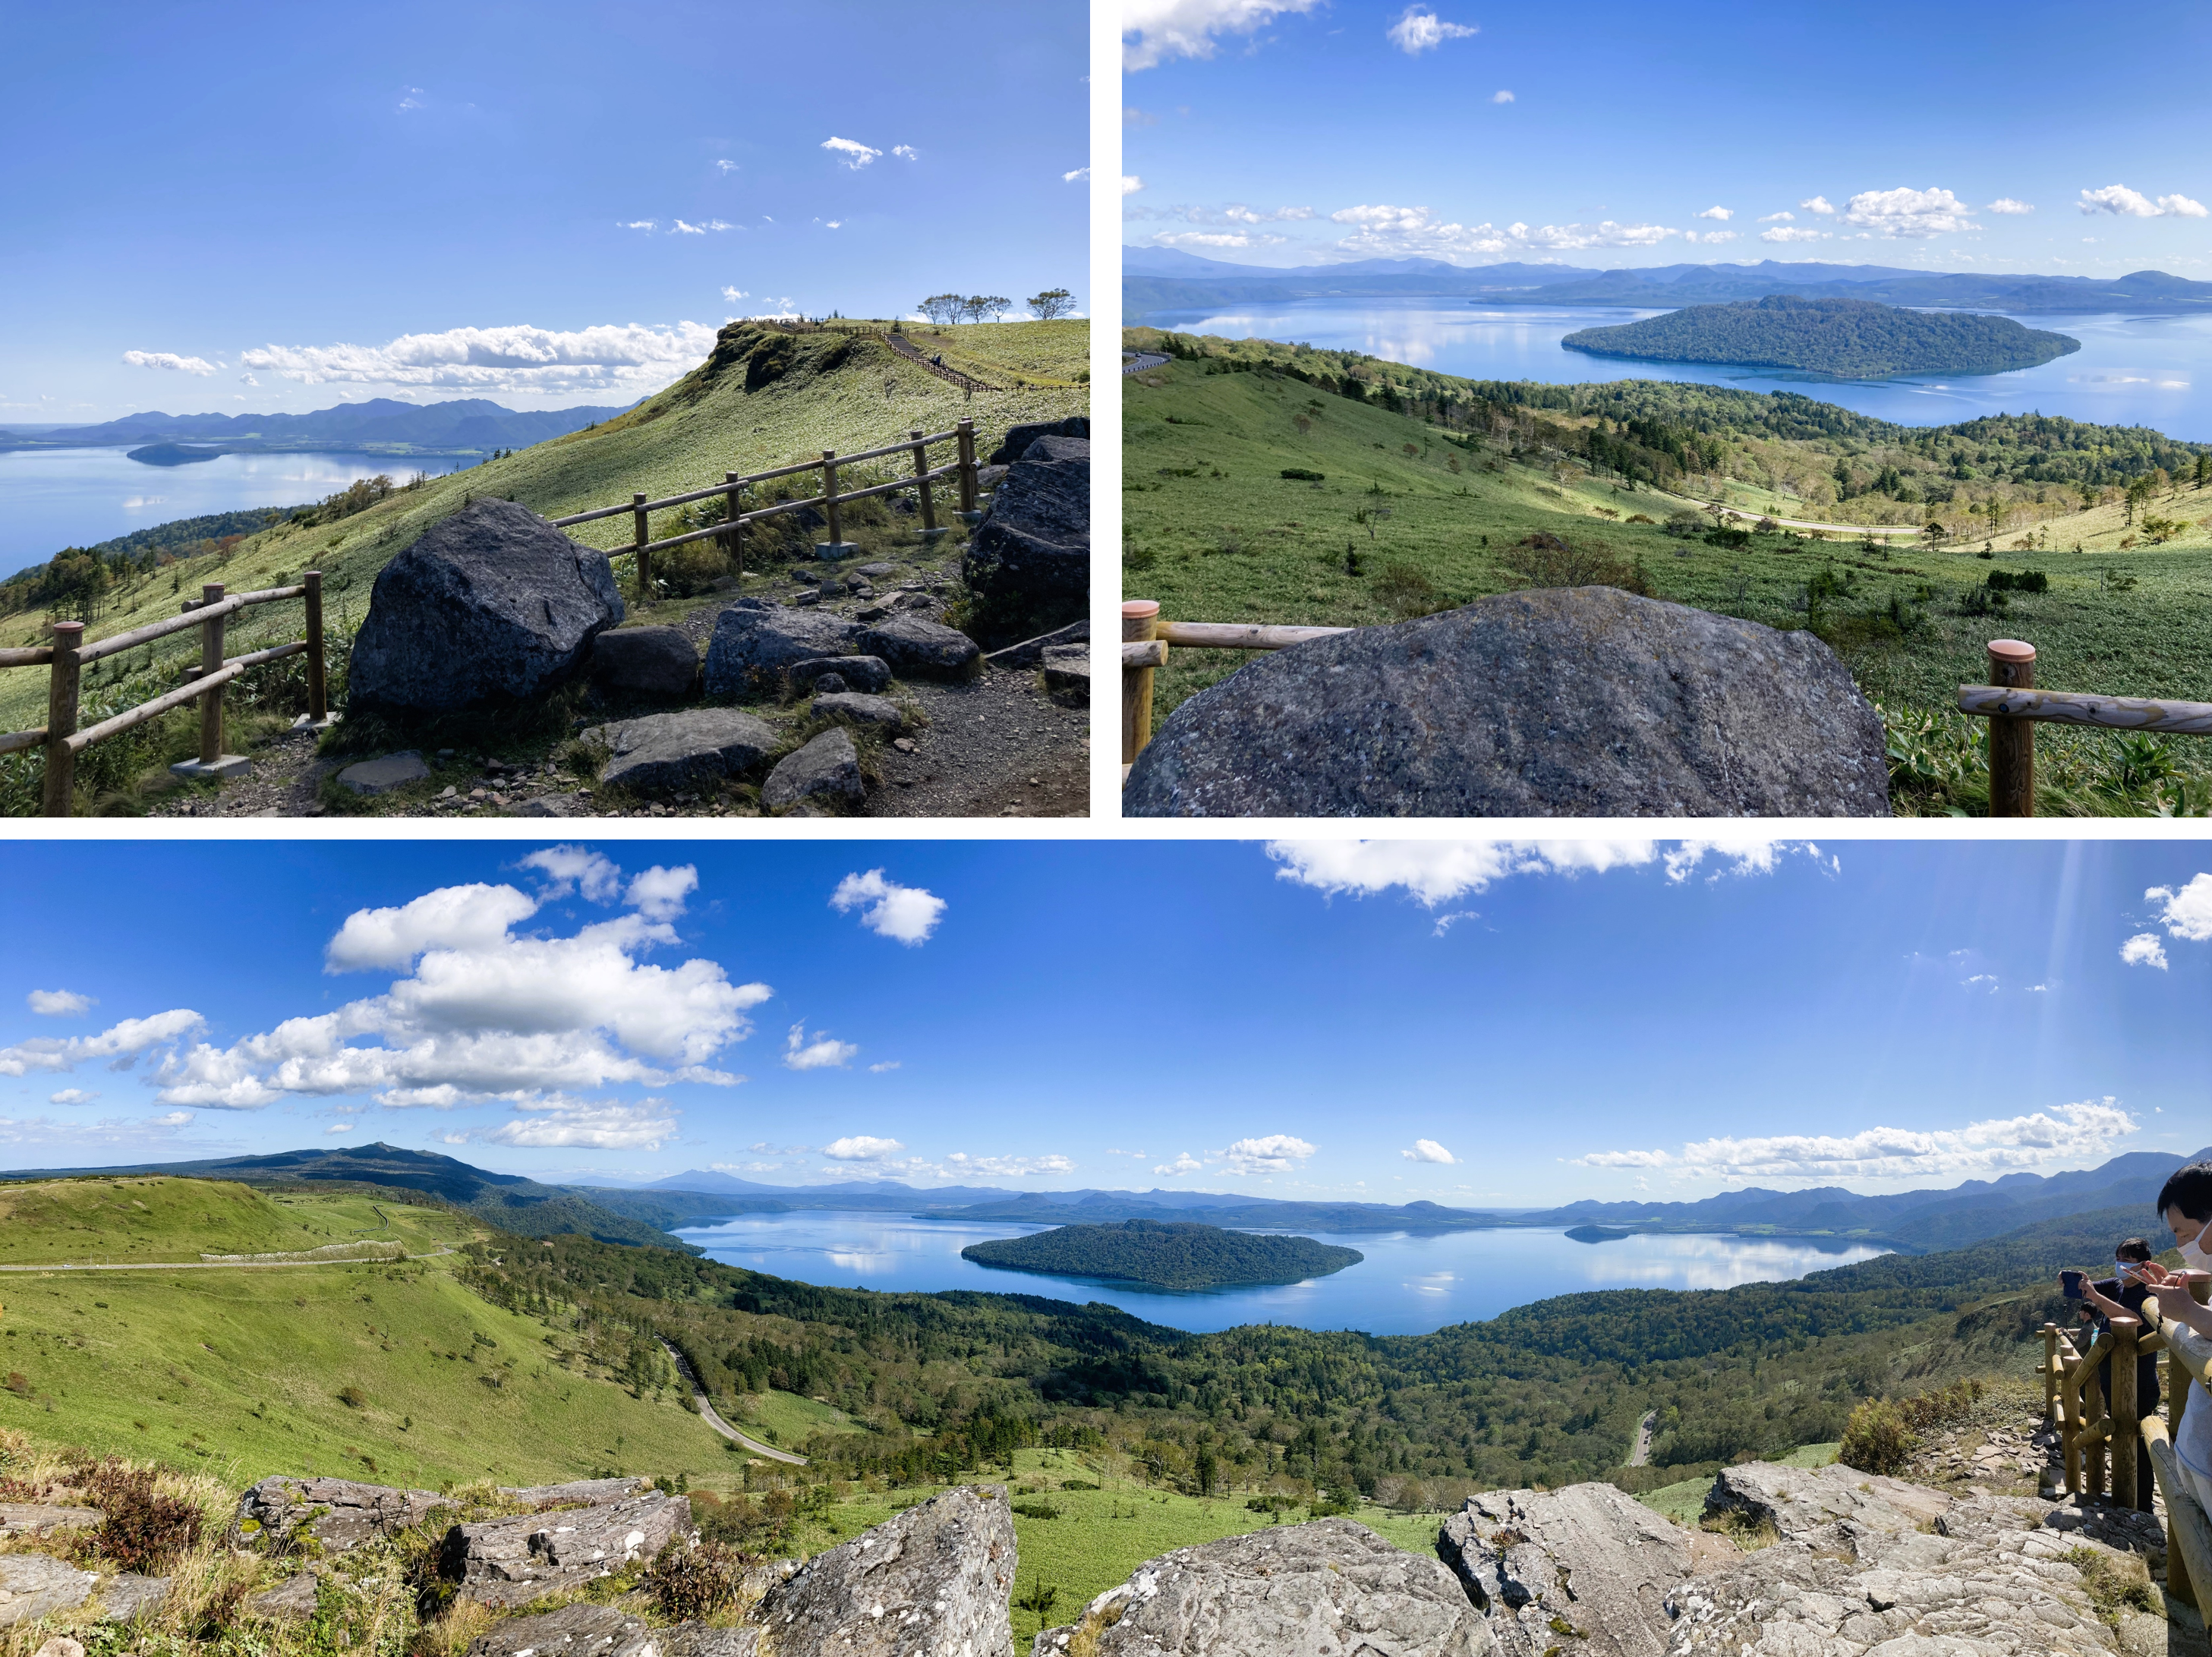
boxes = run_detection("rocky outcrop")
[229,1474,448,1552]
[465,1602,660,1657]
[856,613,982,679]
[93,1574,172,1623]
[439,1490,691,1608]
[787,655,892,695]
[703,603,864,698]
[962,435,1088,646]
[347,499,623,718]
[579,708,777,795]
[987,416,1089,466]
[0,1503,102,1537]
[0,1553,99,1627]
[1036,1517,1495,1657]
[589,627,701,701]
[1123,588,1892,818]
[499,1477,651,1507]
[1438,1484,1691,1657]
[247,1570,320,1621]
[746,1485,1015,1657]
[763,729,863,812]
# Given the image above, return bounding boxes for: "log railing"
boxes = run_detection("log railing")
[8,574,329,815]
[1119,599,1349,767]
[2043,1271,2212,1607]
[548,419,980,596]
[1959,639,2212,816]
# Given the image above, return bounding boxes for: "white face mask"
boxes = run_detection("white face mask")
[2182,1226,2212,1273]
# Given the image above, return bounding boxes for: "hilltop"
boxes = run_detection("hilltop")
[1561,295,2080,379]
[959,1219,1363,1291]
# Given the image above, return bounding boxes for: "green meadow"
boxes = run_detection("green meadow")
[1122,334,2212,814]
[0,1176,466,1265]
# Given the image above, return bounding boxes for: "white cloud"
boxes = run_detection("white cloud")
[941,1151,1076,1178]
[483,1097,679,1151]
[1064,167,1091,183]
[1127,202,1317,226]
[1123,0,1323,70]
[892,145,919,160]
[1149,231,1289,250]
[722,287,748,302]
[2121,933,2169,970]
[625,865,698,921]
[49,1088,96,1105]
[2165,195,2210,217]
[715,159,739,174]
[1221,1133,1316,1174]
[27,989,93,1016]
[830,869,946,945]
[1762,226,1831,244]
[1801,196,1836,214]
[1836,186,1977,238]
[1491,89,1514,103]
[1155,1151,1204,1176]
[1695,206,1733,221]
[239,320,718,399]
[326,883,541,971]
[1684,230,1738,244]
[1403,1139,1457,1164]
[783,1022,858,1070]
[822,1134,905,1161]
[519,846,622,904]
[122,351,218,375]
[1122,175,1145,196]
[2146,874,2212,941]
[619,220,657,232]
[326,1122,354,1132]
[0,1009,204,1078]
[704,220,735,232]
[1267,839,1817,908]
[868,1060,901,1073]
[2079,184,2209,218]
[238,373,260,386]
[1987,197,2034,214]
[670,219,707,235]
[1575,1098,2138,1183]
[822,136,881,169]
[1386,7,1478,52]
[1758,211,1795,222]
[1326,203,1675,260]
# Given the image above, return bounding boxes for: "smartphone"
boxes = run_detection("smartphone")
[2061,1270,2086,1299]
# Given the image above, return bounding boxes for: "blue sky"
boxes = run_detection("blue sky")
[1121,0,2212,275]
[1,839,2205,1208]
[0,1,1086,424]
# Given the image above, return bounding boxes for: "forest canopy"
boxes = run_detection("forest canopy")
[960,1220,1363,1292]
[1561,295,2079,380]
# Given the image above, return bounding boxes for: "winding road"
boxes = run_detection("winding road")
[1123,351,1171,375]
[655,1337,808,1466]
[1628,1410,1658,1468]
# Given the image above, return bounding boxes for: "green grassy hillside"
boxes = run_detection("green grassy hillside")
[0,1176,467,1265]
[1121,333,2212,814]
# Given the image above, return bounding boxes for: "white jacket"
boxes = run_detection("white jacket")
[2169,1318,2212,1480]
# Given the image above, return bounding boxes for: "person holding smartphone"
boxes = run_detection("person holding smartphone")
[2125,1164,2212,1517]
[2067,1239,2164,1499]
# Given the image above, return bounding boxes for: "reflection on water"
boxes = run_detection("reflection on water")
[1139,296,2212,439]
[676,1208,1889,1336]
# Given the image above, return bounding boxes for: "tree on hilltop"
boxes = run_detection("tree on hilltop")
[918,294,963,325]
[1026,288,1076,321]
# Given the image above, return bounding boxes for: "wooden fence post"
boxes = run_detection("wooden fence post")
[1122,600,1160,766]
[724,473,744,588]
[303,570,328,726]
[632,494,651,601]
[39,619,84,817]
[956,417,981,522]
[1987,638,2036,816]
[2062,1336,2084,1494]
[909,428,943,539]
[2084,1365,2107,1500]
[197,583,226,766]
[2110,1315,2139,1511]
[821,450,851,557]
[2042,1324,2059,1425]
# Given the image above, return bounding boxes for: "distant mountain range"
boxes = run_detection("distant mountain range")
[0,396,635,458]
[1122,248,2212,318]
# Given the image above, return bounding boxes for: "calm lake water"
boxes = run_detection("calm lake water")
[0,446,481,569]
[1136,297,2212,441]
[675,1210,1889,1336]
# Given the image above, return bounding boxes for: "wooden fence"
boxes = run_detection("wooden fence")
[1120,599,1348,766]
[549,418,982,598]
[4,575,329,815]
[2042,1271,2212,1608]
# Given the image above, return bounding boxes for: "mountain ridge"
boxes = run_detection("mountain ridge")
[0,395,635,456]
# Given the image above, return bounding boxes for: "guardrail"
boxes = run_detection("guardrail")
[1960,639,2212,816]
[1118,599,1349,767]
[2042,1271,2211,1607]
[550,420,981,597]
[6,574,329,816]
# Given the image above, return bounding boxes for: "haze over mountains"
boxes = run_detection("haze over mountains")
[0,396,634,455]
[1122,248,2212,317]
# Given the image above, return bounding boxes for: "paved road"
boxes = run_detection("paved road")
[656,1337,809,1465]
[1629,1409,1658,1468]
[1123,351,1171,374]
[0,1246,452,1273]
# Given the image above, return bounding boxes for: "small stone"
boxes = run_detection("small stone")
[438,786,456,799]
[811,692,905,732]
[786,656,891,695]
[33,1638,86,1657]
[336,751,430,796]
[858,562,898,577]
[247,1570,320,1621]
[893,737,916,754]
[580,708,777,795]
[812,673,849,695]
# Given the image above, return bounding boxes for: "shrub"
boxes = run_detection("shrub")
[1010,1500,1061,1520]
[1985,569,2048,594]
[1838,1398,1916,1475]
[647,1539,752,1618]
[1372,562,1443,619]
[337,1384,366,1408]
[74,1460,203,1571]
[1280,468,1325,482]
[1498,533,1653,597]
[1662,510,1706,537]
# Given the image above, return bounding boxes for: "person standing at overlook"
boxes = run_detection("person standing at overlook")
[2073,1237,2165,1499]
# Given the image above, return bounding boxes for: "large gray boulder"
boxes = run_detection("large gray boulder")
[0,1502,102,1537]
[347,499,622,718]
[962,435,1088,645]
[987,415,1089,466]
[1123,588,1892,817]
[580,708,777,795]
[498,1477,650,1507]
[810,691,906,732]
[0,1553,98,1627]
[1437,1484,1688,1657]
[787,654,892,695]
[856,613,980,679]
[229,1474,447,1552]
[93,1574,172,1623]
[1035,1517,1494,1657]
[748,1485,1014,1657]
[589,626,699,701]
[704,603,866,698]
[763,729,863,812]
[438,1490,691,1608]
[465,1602,657,1657]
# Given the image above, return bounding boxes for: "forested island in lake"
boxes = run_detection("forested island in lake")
[960,1218,1363,1291]
[1561,295,2078,380]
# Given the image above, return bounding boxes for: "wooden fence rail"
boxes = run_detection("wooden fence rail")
[548,419,980,597]
[2043,1271,2212,1607]
[6,574,329,815]
[1119,599,1351,766]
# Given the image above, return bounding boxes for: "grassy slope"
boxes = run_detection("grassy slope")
[0,1176,465,1265]
[1123,354,2212,812]
[0,320,1088,739]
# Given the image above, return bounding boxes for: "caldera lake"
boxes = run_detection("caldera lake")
[674,1209,1889,1336]
[1136,297,2212,440]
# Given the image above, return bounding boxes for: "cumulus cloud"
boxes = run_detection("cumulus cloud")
[1327,203,1675,260]
[1123,0,1323,70]
[1987,197,2034,214]
[1835,186,1977,238]
[1695,206,1733,221]
[716,159,739,174]
[1126,203,1316,225]
[1574,1098,2138,1183]
[0,1010,204,1078]
[722,287,748,302]
[1064,167,1091,183]
[783,1022,858,1071]
[822,136,881,169]
[619,220,657,232]
[1221,1134,1316,1174]
[1149,231,1288,250]
[892,145,919,160]
[122,351,219,375]
[1491,89,1514,103]
[625,865,698,922]
[868,1060,901,1073]
[1403,1139,1457,1164]
[238,320,718,399]
[1155,1151,1204,1176]
[2121,933,2169,970]
[2079,184,2209,218]
[1762,226,1831,244]
[1122,175,1145,196]
[520,846,623,904]
[325,1121,354,1132]
[830,869,946,945]
[326,883,541,972]
[1758,211,1795,222]
[941,1151,1076,1178]
[49,1089,96,1106]
[1801,196,1836,214]
[2146,873,2212,941]
[822,1135,905,1161]
[1684,230,1738,244]
[1266,839,1821,907]
[481,1096,679,1151]
[1386,7,1477,52]
[670,220,706,235]
[27,989,93,1017]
